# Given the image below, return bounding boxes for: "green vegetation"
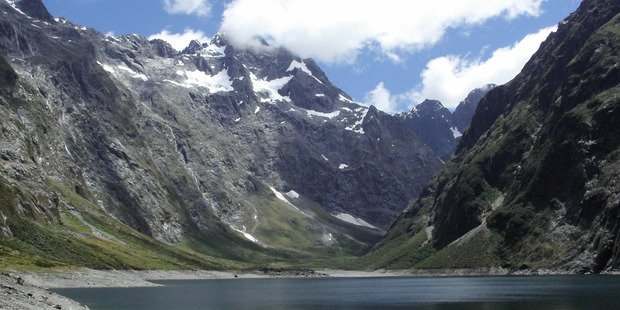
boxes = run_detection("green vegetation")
[0,177,241,271]
[415,229,502,269]
[357,230,433,269]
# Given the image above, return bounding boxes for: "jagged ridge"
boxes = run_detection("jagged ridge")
[0,0,442,267]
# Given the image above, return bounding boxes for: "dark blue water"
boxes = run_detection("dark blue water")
[53,275,620,310]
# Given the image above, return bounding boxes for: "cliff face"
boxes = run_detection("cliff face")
[396,85,493,161]
[0,0,442,267]
[367,0,620,272]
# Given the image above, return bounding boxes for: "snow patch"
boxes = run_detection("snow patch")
[207,44,226,57]
[164,69,233,93]
[287,60,312,75]
[269,186,309,216]
[285,190,300,199]
[305,109,340,119]
[116,65,148,81]
[321,154,329,161]
[97,61,115,74]
[4,0,27,17]
[339,164,349,170]
[270,186,293,205]
[345,108,368,134]
[451,127,462,138]
[339,94,355,104]
[287,60,323,84]
[184,69,234,93]
[97,62,148,81]
[231,227,259,243]
[333,213,378,229]
[254,106,261,114]
[318,232,335,246]
[250,73,292,103]
[315,94,326,97]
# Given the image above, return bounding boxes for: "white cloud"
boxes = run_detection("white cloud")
[405,25,556,109]
[148,28,210,51]
[221,0,545,63]
[363,82,398,114]
[164,0,211,16]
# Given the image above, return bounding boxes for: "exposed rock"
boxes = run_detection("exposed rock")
[15,0,54,23]
[368,0,620,272]
[0,0,442,265]
[396,85,494,161]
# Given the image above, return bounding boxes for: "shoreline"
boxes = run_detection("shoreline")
[11,266,620,289]
[3,267,619,309]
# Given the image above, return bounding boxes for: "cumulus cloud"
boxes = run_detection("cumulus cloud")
[221,0,545,63]
[164,0,211,16]
[148,28,210,51]
[405,25,556,109]
[363,82,398,114]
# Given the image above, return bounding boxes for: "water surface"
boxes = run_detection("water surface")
[53,275,620,310]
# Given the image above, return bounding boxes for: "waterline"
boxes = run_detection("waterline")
[53,275,620,310]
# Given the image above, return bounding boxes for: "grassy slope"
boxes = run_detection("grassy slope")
[0,175,246,271]
[363,2,620,271]
[0,172,382,270]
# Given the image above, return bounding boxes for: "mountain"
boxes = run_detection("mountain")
[452,85,495,133]
[396,85,493,161]
[365,0,620,272]
[0,0,442,268]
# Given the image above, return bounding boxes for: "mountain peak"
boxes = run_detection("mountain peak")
[417,99,447,112]
[181,40,205,55]
[370,0,620,272]
[0,5,444,266]
[14,0,54,23]
[396,86,493,161]
[452,84,496,132]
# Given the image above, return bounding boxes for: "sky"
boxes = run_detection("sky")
[42,0,582,113]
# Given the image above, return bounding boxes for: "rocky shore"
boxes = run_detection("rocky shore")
[0,272,88,310]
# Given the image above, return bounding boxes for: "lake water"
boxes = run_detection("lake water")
[53,275,620,310]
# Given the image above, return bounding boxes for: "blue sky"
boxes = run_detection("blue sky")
[43,0,582,113]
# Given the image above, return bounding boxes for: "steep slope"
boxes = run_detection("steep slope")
[0,0,442,267]
[366,0,620,272]
[452,85,495,133]
[396,85,493,161]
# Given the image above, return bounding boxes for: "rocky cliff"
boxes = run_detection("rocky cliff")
[396,85,493,161]
[366,0,620,272]
[0,0,442,267]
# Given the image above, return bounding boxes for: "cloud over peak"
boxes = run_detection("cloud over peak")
[407,25,556,110]
[221,0,545,63]
[148,28,210,51]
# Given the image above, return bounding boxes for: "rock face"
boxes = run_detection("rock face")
[396,85,493,161]
[0,0,442,265]
[367,0,620,272]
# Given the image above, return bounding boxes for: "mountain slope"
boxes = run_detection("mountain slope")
[365,0,620,272]
[0,0,442,268]
[396,85,493,161]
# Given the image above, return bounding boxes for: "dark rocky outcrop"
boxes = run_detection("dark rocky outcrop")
[15,0,54,23]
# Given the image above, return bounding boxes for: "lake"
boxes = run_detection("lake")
[53,275,620,310]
